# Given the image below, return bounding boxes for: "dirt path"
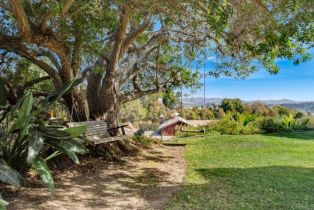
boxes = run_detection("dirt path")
[5,144,185,210]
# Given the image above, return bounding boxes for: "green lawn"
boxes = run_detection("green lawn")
[167,131,314,210]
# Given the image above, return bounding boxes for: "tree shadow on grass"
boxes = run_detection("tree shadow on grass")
[6,163,314,210]
[262,130,314,141]
[181,166,314,210]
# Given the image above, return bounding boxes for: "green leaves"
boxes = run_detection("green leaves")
[237,113,256,127]
[43,128,71,140]
[0,159,20,187]
[32,157,54,192]
[63,125,87,138]
[162,89,178,110]
[0,194,8,210]
[45,79,80,103]
[9,92,33,135]
[47,140,80,164]
[58,138,87,155]
[27,129,44,163]
[47,138,87,164]
[0,78,86,196]
[0,79,7,107]
[43,125,87,164]
[282,114,297,128]
[0,152,20,209]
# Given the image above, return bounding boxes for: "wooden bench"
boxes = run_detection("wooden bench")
[67,121,128,144]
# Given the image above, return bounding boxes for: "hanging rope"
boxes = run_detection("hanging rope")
[69,99,75,122]
[203,59,206,133]
[179,58,205,134]
[69,95,80,122]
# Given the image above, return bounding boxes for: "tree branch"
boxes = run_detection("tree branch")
[71,24,83,75]
[40,0,75,33]
[10,1,71,81]
[0,34,62,87]
[120,16,151,57]
[37,50,62,70]
[8,0,73,85]
[61,0,75,16]
[22,76,50,89]
[27,0,39,23]
[120,70,176,103]
[10,0,32,40]
[132,76,142,92]
[40,12,53,33]
[254,0,272,14]
[108,5,130,74]
[120,88,161,103]
[119,30,167,80]
[1,77,17,104]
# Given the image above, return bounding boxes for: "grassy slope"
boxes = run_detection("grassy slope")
[167,131,314,210]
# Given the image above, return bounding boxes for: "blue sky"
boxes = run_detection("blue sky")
[187,49,314,101]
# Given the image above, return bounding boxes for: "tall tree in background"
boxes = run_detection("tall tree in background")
[0,0,313,125]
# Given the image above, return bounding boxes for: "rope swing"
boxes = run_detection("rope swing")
[179,58,206,134]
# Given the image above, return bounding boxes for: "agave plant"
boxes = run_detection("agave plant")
[0,79,87,209]
[237,113,256,127]
[282,114,297,128]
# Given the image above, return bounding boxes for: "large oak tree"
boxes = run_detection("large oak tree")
[0,0,313,125]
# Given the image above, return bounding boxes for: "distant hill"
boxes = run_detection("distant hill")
[249,99,298,105]
[182,97,314,113]
[280,102,314,114]
[182,97,222,107]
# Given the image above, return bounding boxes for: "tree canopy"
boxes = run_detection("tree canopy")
[0,0,313,123]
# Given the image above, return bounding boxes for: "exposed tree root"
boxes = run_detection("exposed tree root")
[89,139,141,161]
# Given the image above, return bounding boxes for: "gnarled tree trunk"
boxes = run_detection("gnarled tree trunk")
[63,89,89,122]
[87,71,121,127]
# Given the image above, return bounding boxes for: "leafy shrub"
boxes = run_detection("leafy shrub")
[214,118,241,135]
[213,113,260,135]
[134,128,145,137]
[282,114,297,128]
[259,116,312,133]
[0,80,87,208]
[133,127,161,145]
[236,113,257,126]
[132,135,161,145]
[259,118,286,133]
[293,118,312,130]
[241,121,261,134]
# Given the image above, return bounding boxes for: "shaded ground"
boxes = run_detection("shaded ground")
[4,144,185,210]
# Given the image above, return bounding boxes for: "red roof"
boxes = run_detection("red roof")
[158,117,193,130]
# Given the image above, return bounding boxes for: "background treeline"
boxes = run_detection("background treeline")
[211,98,313,135]
[120,96,314,134]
